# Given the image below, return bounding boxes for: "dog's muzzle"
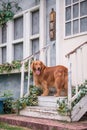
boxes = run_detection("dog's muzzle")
[35,68,41,75]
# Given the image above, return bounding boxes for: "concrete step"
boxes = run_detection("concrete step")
[20,106,71,122]
[38,96,67,107]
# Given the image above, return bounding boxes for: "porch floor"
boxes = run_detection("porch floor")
[0,114,87,130]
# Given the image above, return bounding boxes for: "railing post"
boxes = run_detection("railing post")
[47,45,51,66]
[80,48,84,83]
[27,60,31,96]
[75,51,79,94]
[20,62,25,98]
[68,55,72,110]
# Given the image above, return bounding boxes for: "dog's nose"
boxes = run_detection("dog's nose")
[38,67,41,71]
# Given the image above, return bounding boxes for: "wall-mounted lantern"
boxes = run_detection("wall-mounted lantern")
[49,8,56,41]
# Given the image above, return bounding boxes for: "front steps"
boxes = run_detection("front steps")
[20,96,71,122]
[20,106,71,122]
[20,95,87,122]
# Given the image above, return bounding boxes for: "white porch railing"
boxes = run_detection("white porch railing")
[66,41,87,109]
[20,42,55,98]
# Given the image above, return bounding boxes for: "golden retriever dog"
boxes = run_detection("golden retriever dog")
[31,60,68,96]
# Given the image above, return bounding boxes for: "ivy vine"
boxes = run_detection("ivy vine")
[57,80,87,115]
[0,60,21,73]
[0,0,22,26]
[0,60,33,75]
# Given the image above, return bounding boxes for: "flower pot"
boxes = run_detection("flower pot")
[0,97,7,114]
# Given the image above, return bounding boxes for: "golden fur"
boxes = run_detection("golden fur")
[31,60,68,96]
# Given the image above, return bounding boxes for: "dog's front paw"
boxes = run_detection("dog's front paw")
[41,93,48,96]
[54,93,60,97]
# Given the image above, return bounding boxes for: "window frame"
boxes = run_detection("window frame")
[64,0,87,39]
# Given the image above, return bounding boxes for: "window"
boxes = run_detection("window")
[13,16,23,61]
[14,16,23,40]
[2,25,7,43]
[32,38,39,59]
[32,10,39,35]
[0,24,7,63]
[65,0,87,36]
[2,47,7,63]
[30,9,40,59]
[0,4,40,64]
[14,42,23,61]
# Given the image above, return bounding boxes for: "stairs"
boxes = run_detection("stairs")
[20,95,87,122]
[20,96,71,122]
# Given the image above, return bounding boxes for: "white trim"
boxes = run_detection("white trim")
[12,38,24,44]
[14,5,40,19]
[0,44,7,47]
[0,28,2,44]
[23,11,31,58]
[56,0,62,65]
[29,5,40,12]
[39,0,46,62]
[64,31,87,40]
[7,21,14,63]
[30,34,40,40]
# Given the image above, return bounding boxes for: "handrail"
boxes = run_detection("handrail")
[21,42,55,63]
[65,41,87,57]
[66,41,87,109]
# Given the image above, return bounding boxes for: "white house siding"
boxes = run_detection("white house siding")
[58,0,87,85]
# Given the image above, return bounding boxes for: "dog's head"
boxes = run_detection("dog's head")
[31,60,46,75]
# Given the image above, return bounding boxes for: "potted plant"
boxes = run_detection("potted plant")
[0,90,13,114]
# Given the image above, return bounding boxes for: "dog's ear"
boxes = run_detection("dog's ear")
[30,62,34,70]
[41,61,46,70]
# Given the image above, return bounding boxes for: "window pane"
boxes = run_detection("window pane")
[32,39,39,59]
[73,0,79,3]
[2,25,7,43]
[32,10,39,35]
[14,17,23,40]
[73,4,79,18]
[2,47,6,63]
[65,22,71,36]
[65,0,71,6]
[80,18,87,32]
[73,20,79,34]
[14,42,23,60]
[66,7,71,21]
[80,1,87,16]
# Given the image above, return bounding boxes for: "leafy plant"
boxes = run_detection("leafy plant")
[13,85,42,114]
[57,80,87,115]
[57,99,70,116]
[0,90,14,114]
[0,60,33,74]
[72,80,87,107]
[0,0,22,26]
[0,60,21,73]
